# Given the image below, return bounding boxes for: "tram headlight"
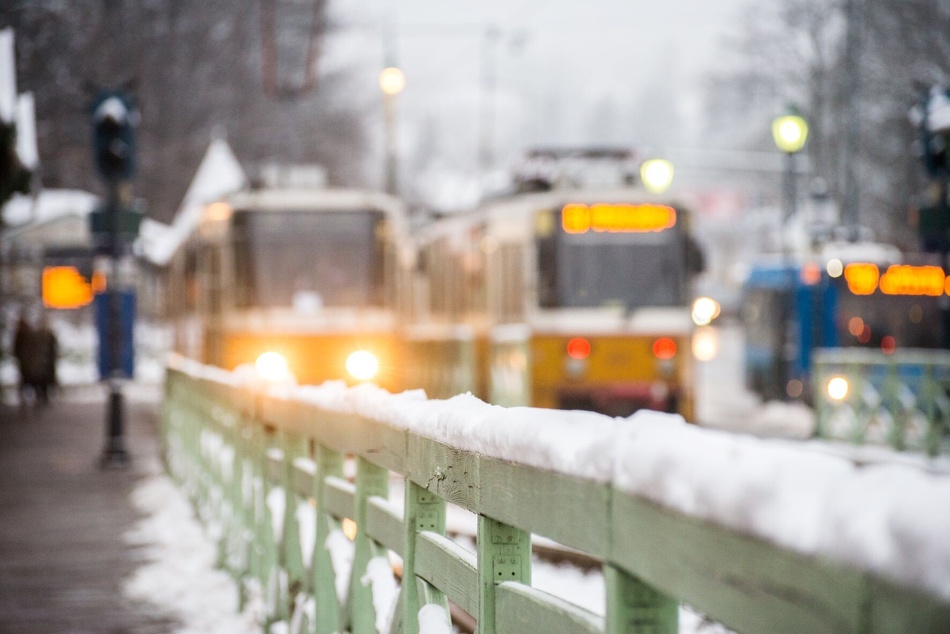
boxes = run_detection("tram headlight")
[826,376,849,401]
[255,351,293,383]
[346,350,380,382]
[692,327,718,362]
[691,297,721,326]
[640,158,675,194]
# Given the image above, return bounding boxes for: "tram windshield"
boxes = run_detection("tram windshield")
[833,279,942,349]
[536,206,691,310]
[232,209,385,308]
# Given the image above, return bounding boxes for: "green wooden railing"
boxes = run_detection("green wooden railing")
[813,348,950,456]
[162,360,950,634]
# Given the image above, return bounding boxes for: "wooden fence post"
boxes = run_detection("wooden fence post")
[348,456,391,634]
[477,515,530,634]
[312,443,344,634]
[604,565,678,634]
[402,480,448,633]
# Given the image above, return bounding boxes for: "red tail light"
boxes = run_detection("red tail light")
[652,337,676,360]
[881,335,896,355]
[566,337,591,360]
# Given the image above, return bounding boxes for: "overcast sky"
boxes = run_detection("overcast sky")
[324,0,757,193]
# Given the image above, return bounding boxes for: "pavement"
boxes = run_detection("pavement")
[0,384,178,634]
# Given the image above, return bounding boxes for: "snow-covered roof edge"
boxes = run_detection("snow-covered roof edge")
[138,137,246,266]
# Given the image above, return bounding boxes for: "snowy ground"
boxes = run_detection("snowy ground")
[694,319,815,439]
[124,469,731,634]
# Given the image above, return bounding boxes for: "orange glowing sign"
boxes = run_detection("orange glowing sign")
[42,266,94,309]
[561,203,676,234]
[879,265,945,296]
[843,263,879,295]
[842,262,950,296]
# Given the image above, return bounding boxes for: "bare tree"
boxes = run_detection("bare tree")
[704,0,950,249]
[1,1,370,223]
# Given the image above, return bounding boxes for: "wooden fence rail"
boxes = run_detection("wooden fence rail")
[162,360,950,633]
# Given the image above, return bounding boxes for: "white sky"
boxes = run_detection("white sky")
[325,0,755,181]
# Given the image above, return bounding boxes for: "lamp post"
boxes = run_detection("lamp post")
[771,109,808,400]
[379,66,405,195]
[772,111,809,234]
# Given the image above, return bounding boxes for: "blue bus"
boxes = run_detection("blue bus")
[741,251,946,401]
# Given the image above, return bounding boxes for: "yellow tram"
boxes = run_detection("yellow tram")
[168,184,410,390]
[400,167,704,418]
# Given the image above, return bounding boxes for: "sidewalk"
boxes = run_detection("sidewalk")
[0,385,177,633]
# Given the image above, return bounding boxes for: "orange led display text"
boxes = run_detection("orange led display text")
[843,263,950,296]
[561,203,676,234]
[843,263,879,295]
[879,265,945,296]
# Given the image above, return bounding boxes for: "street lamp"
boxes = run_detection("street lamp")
[772,111,809,226]
[772,109,808,400]
[379,66,405,195]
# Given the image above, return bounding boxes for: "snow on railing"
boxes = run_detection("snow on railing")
[162,355,950,634]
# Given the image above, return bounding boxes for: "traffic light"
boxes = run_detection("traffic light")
[0,119,31,206]
[915,86,950,180]
[91,91,136,183]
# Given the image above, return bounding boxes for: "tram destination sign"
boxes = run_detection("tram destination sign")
[561,203,676,234]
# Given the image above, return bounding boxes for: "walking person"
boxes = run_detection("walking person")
[12,315,33,407]
[32,315,58,405]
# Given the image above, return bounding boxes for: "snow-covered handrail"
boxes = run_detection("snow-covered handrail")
[162,357,950,634]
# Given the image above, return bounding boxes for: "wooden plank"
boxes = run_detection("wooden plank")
[604,564,677,634]
[365,495,404,557]
[867,577,950,633]
[478,457,610,559]
[610,493,867,634]
[406,436,609,557]
[349,458,390,634]
[291,458,316,500]
[478,515,531,634]
[495,581,603,634]
[323,476,355,521]
[313,445,344,634]
[406,435,481,510]
[261,398,407,473]
[264,450,283,485]
[415,531,479,619]
[402,480,449,633]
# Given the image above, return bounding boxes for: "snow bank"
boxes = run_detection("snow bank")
[417,604,452,634]
[124,474,264,633]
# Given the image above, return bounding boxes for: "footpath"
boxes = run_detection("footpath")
[0,386,177,633]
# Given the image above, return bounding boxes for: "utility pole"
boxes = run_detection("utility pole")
[478,25,501,177]
[841,0,862,238]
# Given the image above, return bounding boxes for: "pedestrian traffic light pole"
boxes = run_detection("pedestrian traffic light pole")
[914,86,950,349]
[91,92,138,468]
[102,184,128,467]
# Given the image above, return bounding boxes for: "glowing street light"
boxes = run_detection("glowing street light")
[771,113,809,154]
[378,66,406,96]
[379,66,405,195]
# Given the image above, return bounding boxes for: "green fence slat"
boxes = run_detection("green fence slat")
[477,515,531,634]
